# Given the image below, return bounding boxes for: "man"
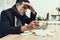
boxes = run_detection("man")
[0,0,37,38]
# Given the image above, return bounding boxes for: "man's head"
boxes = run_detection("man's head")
[16,0,30,4]
[16,0,30,16]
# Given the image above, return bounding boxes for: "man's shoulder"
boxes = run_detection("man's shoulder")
[1,8,14,19]
[1,8,13,15]
[2,8,12,13]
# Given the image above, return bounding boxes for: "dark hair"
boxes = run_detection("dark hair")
[16,0,30,4]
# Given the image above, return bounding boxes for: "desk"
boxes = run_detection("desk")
[51,14,60,21]
[0,21,60,40]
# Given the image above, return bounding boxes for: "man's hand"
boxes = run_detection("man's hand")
[21,26,28,32]
[23,2,35,13]
[28,21,39,30]
[21,21,39,32]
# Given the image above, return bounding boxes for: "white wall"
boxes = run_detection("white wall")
[0,0,60,20]
[29,0,59,17]
[0,0,5,12]
[0,0,16,13]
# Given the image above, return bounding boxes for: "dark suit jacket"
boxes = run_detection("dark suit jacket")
[0,5,37,38]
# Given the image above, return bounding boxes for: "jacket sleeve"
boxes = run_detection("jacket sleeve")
[30,12,37,20]
[25,12,37,24]
[1,11,22,35]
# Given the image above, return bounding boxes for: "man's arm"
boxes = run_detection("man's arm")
[23,2,37,24]
[25,12,37,24]
[30,12,37,20]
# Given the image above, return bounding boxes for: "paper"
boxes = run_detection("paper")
[32,29,55,37]
[20,31,32,35]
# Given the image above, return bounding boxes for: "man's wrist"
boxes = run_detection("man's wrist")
[31,10,36,14]
[31,11,37,15]
[32,11,35,14]
[20,26,28,32]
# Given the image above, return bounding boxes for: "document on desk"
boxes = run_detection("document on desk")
[31,29,56,37]
[20,31,32,35]
[31,25,58,37]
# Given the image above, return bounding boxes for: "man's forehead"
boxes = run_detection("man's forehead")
[22,1,30,4]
